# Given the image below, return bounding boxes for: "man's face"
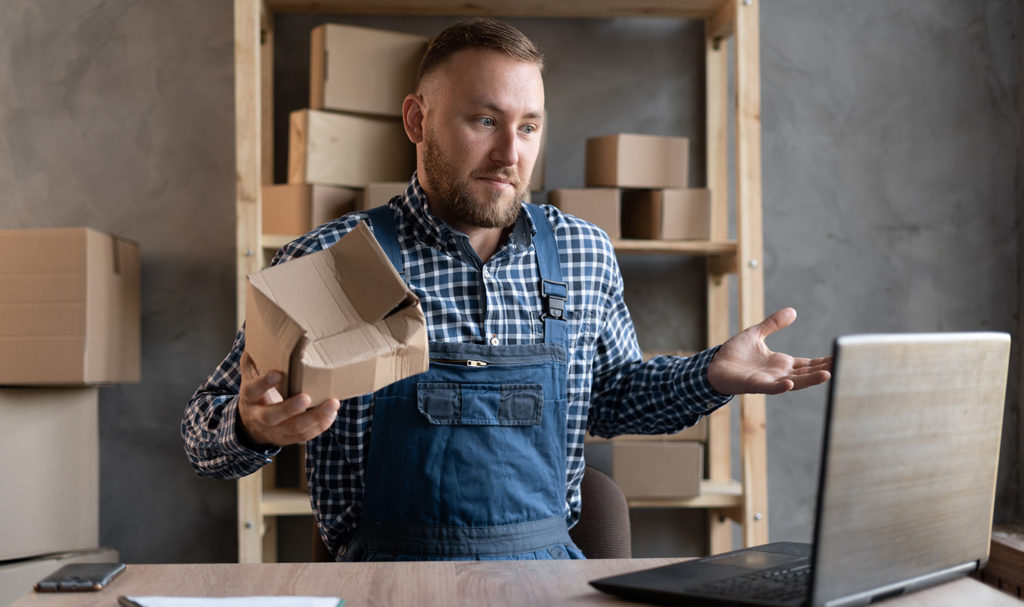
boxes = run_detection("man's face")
[411,49,545,230]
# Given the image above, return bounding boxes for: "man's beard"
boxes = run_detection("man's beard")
[422,133,527,229]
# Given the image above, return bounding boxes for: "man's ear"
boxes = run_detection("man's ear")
[402,93,426,144]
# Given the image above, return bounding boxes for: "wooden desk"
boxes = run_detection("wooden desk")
[11,560,1022,606]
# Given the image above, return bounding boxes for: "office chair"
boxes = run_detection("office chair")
[310,465,632,561]
[569,465,632,558]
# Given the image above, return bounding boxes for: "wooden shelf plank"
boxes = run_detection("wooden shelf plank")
[613,239,737,256]
[265,0,729,19]
[266,233,738,259]
[627,480,743,509]
[261,234,293,251]
[262,489,313,516]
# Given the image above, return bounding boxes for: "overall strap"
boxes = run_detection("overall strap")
[524,204,568,346]
[365,205,404,277]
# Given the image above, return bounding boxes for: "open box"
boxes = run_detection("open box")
[245,222,428,405]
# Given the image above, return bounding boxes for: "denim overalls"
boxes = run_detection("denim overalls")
[339,204,584,561]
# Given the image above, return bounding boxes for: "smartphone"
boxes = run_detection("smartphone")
[34,562,126,592]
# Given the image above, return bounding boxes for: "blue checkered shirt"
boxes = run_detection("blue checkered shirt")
[183,174,732,556]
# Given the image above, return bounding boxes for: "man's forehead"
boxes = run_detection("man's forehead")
[465,96,546,119]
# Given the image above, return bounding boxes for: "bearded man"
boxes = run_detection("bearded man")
[183,17,831,562]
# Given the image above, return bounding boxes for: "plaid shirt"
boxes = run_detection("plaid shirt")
[183,174,732,556]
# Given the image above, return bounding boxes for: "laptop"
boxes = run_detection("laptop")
[591,332,1011,607]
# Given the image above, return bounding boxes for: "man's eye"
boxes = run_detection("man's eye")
[478,117,495,127]
[522,124,537,135]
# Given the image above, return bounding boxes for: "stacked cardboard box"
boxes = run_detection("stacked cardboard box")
[267,24,427,238]
[550,133,711,241]
[585,420,707,500]
[0,227,135,599]
[549,136,712,498]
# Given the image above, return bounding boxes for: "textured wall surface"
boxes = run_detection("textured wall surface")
[0,1,238,563]
[0,1,1018,562]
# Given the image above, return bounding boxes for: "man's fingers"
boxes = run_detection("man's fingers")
[240,359,286,404]
[787,370,832,391]
[255,392,313,427]
[753,307,797,340]
[271,399,340,444]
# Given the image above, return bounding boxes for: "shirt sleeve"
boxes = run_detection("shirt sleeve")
[585,252,733,438]
[181,327,281,478]
[180,228,340,478]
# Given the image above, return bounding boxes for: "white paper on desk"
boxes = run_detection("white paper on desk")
[120,597,344,607]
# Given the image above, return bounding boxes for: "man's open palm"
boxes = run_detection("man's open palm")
[707,307,832,395]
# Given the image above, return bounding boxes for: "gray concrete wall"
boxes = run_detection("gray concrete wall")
[0,1,239,563]
[0,1,1018,562]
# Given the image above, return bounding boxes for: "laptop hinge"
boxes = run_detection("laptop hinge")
[822,561,977,607]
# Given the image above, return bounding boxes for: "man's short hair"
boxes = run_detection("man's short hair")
[416,17,544,89]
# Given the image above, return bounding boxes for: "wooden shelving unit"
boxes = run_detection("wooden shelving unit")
[233,0,765,563]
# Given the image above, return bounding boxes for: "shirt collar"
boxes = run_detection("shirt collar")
[396,172,535,261]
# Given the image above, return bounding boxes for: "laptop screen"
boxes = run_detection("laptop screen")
[810,333,1009,605]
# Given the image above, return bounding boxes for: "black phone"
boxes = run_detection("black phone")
[33,562,126,592]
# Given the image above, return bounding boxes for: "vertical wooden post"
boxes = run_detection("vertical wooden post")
[705,5,733,555]
[235,0,265,564]
[734,0,769,548]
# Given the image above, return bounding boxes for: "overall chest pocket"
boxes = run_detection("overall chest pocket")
[416,383,544,426]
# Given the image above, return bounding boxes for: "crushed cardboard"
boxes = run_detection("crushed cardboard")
[245,221,428,404]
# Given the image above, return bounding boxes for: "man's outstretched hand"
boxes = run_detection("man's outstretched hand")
[707,307,832,396]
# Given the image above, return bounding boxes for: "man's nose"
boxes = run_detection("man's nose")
[489,128,519,167]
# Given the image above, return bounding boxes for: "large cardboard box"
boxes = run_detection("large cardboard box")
[310,24,428,118]
[0,546,119,606]
[246,222,428,405]
[0,228,140,385]
[586,440,703,499]
[359,181,408,211]
[262,184,359,234]
[585,133,689,189]
[547,188,621,240]
[288,109,415,187]
[621,188,711,240]
[0,388,99,561]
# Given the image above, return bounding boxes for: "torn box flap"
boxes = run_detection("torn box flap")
[328,221,418,324]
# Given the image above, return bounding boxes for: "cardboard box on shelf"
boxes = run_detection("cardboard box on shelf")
[262,184,359,235]
[547,188,621,240]
[0,546,119,606]
[246,221,428,406]
[585,133,689,189]
[621,188,711,240]
[0,228,140,385]
[0,388,99,561]
[360,181,409,211]
[310,23,427,118]
[585,440,703,499]
[288,109,415,187]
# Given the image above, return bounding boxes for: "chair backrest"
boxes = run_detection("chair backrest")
[569,465,632,558]
[312,523,333,562]
[310,464,633,561]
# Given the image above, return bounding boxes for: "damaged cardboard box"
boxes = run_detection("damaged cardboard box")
[245,221,428,405]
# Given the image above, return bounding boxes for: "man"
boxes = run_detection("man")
[183,17,831,561]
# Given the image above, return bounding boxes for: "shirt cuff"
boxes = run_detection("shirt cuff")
[674,345,734,411]
[220,395,281,464]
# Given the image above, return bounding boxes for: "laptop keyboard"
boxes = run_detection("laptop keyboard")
[692,563,811,603]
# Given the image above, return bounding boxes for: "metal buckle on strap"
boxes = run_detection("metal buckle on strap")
[541,279,567,321]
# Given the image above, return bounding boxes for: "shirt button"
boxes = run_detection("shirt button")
[482,268,491,278]
[490,336,500,346]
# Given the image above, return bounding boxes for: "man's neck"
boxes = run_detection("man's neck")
[424,197,510,264]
